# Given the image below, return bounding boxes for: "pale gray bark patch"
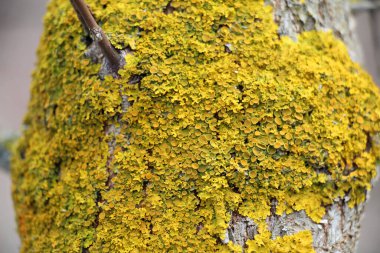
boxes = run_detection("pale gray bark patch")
[265,0,362,62]
[221,212,258,247]
[104,123,122,189]
[85,43,128,79]
[268,199,365,253]
[222,198,365,253]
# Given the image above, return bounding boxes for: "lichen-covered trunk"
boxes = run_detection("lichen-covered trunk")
[222,1,369,252]
[12,1,380,253]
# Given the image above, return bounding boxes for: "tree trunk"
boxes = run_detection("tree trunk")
[221,2,368,253]
[12,1,380,253]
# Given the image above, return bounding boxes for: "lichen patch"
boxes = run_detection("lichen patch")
[12,0,380,252]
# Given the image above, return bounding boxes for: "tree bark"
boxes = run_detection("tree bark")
[223,1,369,252]
[267,0,362,62]
[12,1,380,252]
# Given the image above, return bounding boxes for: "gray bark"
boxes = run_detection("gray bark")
[222,1,369,252]
[266,0,362,62]
[267,202,365,253]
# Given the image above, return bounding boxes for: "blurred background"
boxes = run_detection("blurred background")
[1,0,380,252]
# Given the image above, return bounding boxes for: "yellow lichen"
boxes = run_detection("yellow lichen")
[246,230,315,253]
[12,0,380,252]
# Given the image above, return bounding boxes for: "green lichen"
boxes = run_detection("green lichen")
[12,0,380,252]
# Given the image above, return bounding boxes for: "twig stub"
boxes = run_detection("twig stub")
[70,0,123,75]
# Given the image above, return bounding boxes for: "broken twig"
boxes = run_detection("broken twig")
[70,0,123,74]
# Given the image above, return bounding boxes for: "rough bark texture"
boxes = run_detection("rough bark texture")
[222,212,258,246]
[267,202,365,253]
[266,0,362,62]
[223,1,367,252]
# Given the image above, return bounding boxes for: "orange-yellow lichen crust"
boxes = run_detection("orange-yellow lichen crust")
[12,0,380,252]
